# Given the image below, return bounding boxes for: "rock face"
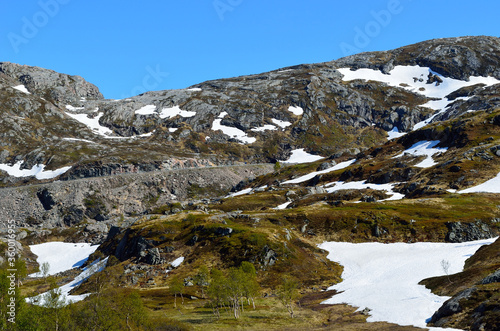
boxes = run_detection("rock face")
[0,164,273,232]
[445,221,496,243]
[0,62,103,105]
[430,287,477,327]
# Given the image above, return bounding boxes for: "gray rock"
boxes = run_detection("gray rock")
[85,223,108,233]
[144,248,162,265]
[0,62,103,105]
[480,269,500,284]
[317,161,336,171]
[261,245,277,268]
[430,287,476,326]
[307,186,326,195]
[445,221,495,243]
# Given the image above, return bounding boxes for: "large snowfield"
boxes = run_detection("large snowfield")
[319,238,497,330]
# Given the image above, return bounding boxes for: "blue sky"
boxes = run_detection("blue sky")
[2,0,499,99]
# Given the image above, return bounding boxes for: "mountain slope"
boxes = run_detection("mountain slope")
[2,36,500,187]
[2,35,500,330]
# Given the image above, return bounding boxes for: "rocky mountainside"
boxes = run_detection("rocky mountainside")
[1,36,500,330]
[2,36,500,186]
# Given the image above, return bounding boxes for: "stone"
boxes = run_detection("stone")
[430,287,476,325]
[214,227,233,237]
[480,269,500,284]
[445,221,495,243]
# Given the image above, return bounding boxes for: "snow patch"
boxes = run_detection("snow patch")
[251,124,277,132]
[0,161,71,180]
[318,238,496,329]
[170,257,184,268]
[282,159,356,184]
[211,112,256,144]
[28,257,108,306]
[65,111,114,137]
[226,187,253,198]
[169,128,178,133]
[271,118,292,128]
[324,180,405,201]
[394,140,448,168]
[281,148,324,164]
[459,171,500,194]
[135,104,157,115]
[187,88,202,92]
[12,85,30,94]
[29,242,99,277]
[65,105,84,111]
[387,127,406,140]
[273,201,292,210]
[288,106,304,116]
[338,65,500,130]
[159,105,196,119]
[62,138,96,144]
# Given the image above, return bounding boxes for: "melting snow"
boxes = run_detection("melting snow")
[0,161,71,180]
[273,201,292,210]
[65,111,114,137]
[251,124,277,132]
[459,171,500,194]
[65,105,84,111]
[28,258,108,305]
[226,187,253,198]
[170,257,185,268]
[324,180,405,201]
[338,65,500,130]
[211,112,256,144]
[12,85,30,94]
[62,138,96,144]
[187,88,202,92]
[387,127,406,140]
[159,105,196,119]
[29,242,100,277]
[394,140,448,168]
[319,238,496,329]
[271,118,292,128]
[288,106,304,116]
[281,148,324,164]
[27,242,105,305]
[135,104,157,115]
[282,159,356,184]
[169,128,178,133]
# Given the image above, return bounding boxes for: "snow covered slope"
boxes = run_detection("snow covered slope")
[319,238,496,329]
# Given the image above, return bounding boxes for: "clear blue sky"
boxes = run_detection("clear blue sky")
[2,0,499,99]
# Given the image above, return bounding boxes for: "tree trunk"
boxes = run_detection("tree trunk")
[174,293,177,308]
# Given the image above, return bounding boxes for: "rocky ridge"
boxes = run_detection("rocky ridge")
[2,36,500,184]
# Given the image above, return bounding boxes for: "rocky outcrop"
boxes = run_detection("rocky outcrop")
[334,36,500,81]
[430,287,476,327]
[445,221,496,243]
[0,62,103,104]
